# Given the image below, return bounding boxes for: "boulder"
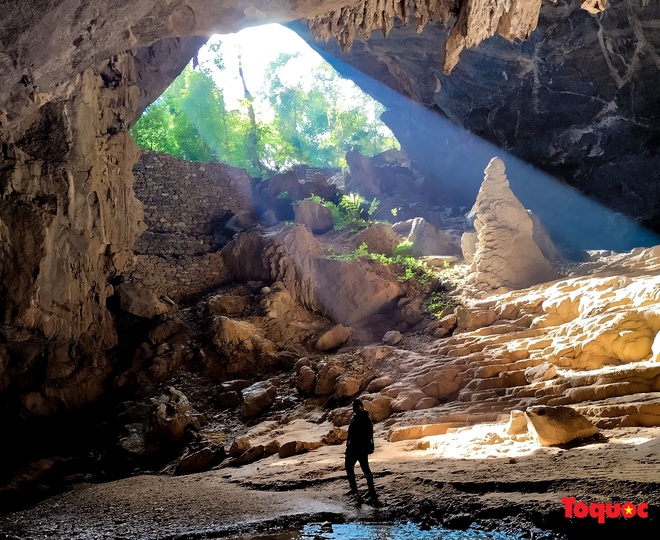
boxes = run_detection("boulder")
[352,222,400,255]
[296,365,317,394]
[335,375,361,399]
[315,364,346,395]
[525,363,558,383]
[428,314,457,338]
[382,330,403,345]
[391,389,428,412]
[467,158,558,290]
[115,282,170,319]
[208,294,249,316]
[505,410,529,435]
[362,394,393,422]
[278,440,317,459]
[223,226,404,328]
[223,445,265,467]
[525,406,598,446]
[294,200,334,234]
[394,217,461,257]
[240,381,277,418]
[366,376,393,393]
[316,325,352,351]
[398,298,424,326]
[229,436,251,457]
[177,447,217,475]
[265,440,281,454]
[323,428,348,445]
[150,387,193,443]
[328,406,353,427]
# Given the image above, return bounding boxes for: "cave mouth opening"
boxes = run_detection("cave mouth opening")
[128,23,660,261]
[130,23,400,179]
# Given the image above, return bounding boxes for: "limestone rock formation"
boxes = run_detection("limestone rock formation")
[0,52,146,419]
[294,200,334,234]
[150,387,193,443]
[297,1,660,236]
[222,225,408,334]
[393,217,461,257]
[468,158,558,290]
[307,0,546,74]
[352,222,400,256]
[525,405,599,446]
[0,0,358,425]
[115,282,170,318]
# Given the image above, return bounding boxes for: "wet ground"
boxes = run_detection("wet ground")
[1,425,657,540]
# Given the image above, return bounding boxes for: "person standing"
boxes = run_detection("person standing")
[344,398,377,502]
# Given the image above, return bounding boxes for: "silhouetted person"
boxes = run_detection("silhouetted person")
[345,398,377,502]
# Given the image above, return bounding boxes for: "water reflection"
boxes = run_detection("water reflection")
[227,521,525,539]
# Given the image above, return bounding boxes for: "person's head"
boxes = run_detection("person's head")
[353,399,364,412]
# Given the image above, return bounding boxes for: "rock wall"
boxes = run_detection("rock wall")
[0,53,145,417]
[294,0,660,232]
[133,152,254,256]
[127,152,255,302]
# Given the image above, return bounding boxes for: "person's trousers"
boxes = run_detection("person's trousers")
[345,450,375,494]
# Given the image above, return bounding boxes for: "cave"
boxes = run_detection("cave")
[0,1,658,538]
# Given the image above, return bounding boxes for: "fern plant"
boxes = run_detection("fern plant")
[339,193,365,222]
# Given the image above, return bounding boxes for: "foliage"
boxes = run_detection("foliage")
[367,198,380,219]
[131,46,400,176]
[131,65,263,175]
[436,262,471,288]
[304,193,382,232]
[393,239,414,257]
[425,291,461,317]
[326,242,436,285]
[339,193,365,222]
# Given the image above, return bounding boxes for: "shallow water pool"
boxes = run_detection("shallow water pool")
[227,521,525,539]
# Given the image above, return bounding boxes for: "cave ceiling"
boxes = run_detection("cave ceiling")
[1,0,657,225]
[295,0,660,229]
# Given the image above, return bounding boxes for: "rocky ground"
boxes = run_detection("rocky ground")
[0,422,657,539]
[2,240,659,538]
[2,164,660,539]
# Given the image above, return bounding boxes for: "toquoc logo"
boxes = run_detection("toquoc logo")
[561,497,649,524]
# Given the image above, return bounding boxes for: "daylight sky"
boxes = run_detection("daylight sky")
[196,23,377,119]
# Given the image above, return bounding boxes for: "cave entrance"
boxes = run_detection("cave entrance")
[131,23,400,178]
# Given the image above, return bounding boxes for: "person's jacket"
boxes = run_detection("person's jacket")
[346,409,374,454]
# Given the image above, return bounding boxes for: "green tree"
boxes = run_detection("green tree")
[262,55,397,168]
[131,43,399,175]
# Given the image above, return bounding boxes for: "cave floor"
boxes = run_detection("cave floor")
[1,424,658,539]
